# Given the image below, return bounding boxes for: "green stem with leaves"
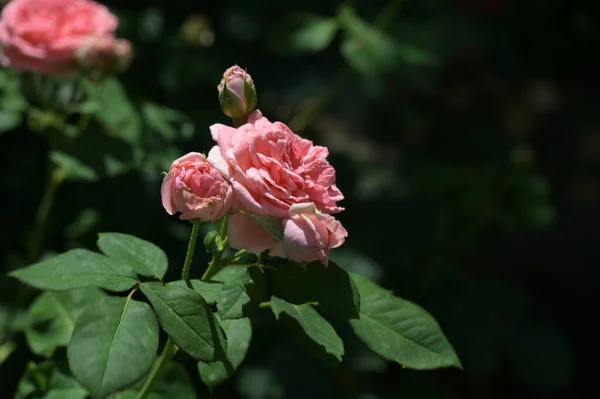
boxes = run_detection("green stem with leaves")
[27,162,69,263]
[202,215,228,280]
[136,220,202,399]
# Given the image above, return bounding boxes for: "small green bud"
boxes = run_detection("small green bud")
[217,65,257,119]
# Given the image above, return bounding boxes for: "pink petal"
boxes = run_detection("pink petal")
[227,213,277,253]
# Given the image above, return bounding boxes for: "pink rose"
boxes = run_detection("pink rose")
[0,0,118,75]
[277,203,347,266]
[161,151,233,221]
[210,110,344,218]
[227,203,347,266]
[227,213,278,253]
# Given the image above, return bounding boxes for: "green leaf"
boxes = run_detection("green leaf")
[10,249,138,292]
[25,287,106,357]
[97,233,168,280]
[117,362,196,399]
[349,273,461,370]
[142,102,195,141]
[213,266,266,319]
[270,296,343,368]
[67,296,159,399]
[337,6,397,76]
[16,360,87,399]
[243,213,283,241]
[50,124,135,182]
[84,78,141,143]
[270,260,360,320]
[168,279,223,305]
[140,282,227,361]
[0,109,22,133]
[267,13,338,55]
[198,317,252,391]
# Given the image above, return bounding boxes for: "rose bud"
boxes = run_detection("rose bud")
[217,65,257,120]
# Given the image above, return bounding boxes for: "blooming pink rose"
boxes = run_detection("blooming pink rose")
[276,203,347,266]
[161,151,233,221]
[0,0,118,75]
[210,110,344,218]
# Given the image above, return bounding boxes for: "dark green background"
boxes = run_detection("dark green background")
[1,0,597,397]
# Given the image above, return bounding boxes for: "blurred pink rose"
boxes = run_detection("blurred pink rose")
[161,151,233,221]
[210,110,344,218]
[0,0,118,75]
[277,203,347,266]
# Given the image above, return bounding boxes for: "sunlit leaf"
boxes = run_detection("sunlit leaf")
[10,249,138,292]
[141,282,227,361]
[98,233,168,280]
[349,273,461,370]
[67,297,159,399]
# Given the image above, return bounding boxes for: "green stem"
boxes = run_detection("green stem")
[202,216,229,280]
[32,74,49,110]
[27,162,69,263]
[181,221,202,288]
[135,337,177,399]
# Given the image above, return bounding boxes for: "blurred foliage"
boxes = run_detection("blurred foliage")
[2,0,599,398]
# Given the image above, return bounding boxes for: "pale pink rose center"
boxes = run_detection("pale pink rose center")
[245,127,341,210]
[178,162,224,199]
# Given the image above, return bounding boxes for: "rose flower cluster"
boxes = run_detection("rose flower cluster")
[162,67,347,266]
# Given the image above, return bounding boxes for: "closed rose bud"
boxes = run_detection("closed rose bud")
[275,203,348,266]
[76,36,132,74]
[161,151,233,221]
[218,65,257,119]
[76,36,116,70]
[113,39,133,72]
